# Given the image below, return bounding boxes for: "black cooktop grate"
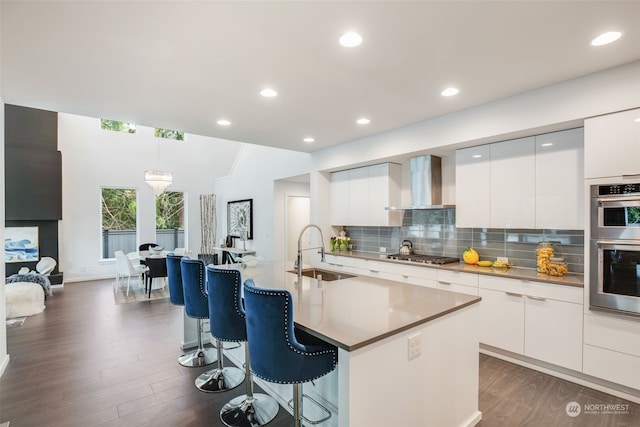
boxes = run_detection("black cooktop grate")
[386,254,460,264]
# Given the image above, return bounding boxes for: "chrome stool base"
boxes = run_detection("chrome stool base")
[195,366,244,393]
[220,393,279,427]
[178,347,216,368]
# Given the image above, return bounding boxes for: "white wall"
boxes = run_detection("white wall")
[313,61,640,172]
[58,113,242,281]
[0,0,8,376]
[214,144,312,262]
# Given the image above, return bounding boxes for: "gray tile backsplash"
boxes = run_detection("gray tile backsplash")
[343,208,584,273]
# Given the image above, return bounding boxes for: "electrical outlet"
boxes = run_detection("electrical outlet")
[379,247,386,253]
[497,257,509,263]
[408,333,422,360]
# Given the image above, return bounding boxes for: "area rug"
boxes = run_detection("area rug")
[113,282,170,305]
[6,316,26,328]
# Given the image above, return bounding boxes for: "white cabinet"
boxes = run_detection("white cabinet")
[330,170,349,225]
[583,312,640,390]
[585,108,640,179]
[455,145,491,228]
[479,287,525,353]
[524,296,583,371]
[490,137,535,228]
[478,276,583,371]
[436,270,479,295]
[535,128,585,229]
[330,163,402,226]
[456,129,585,230]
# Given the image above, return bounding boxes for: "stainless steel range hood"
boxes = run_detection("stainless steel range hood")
[386,155,455,210]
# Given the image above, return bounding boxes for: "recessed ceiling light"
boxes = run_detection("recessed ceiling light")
[303,137,315,143]
[441,87,460,97]
[356,118,370,125]
[217,119,231,126]
[472,154,482,158]
[541,142,554,147]
[339,31,363,48]
[590,31,622,46]
[260,88,278,98]
[634,118,640,123]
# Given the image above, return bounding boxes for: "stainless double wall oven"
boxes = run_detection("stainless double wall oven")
[590,182,640,316]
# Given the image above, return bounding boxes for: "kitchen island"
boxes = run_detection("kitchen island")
[216,261,482,427]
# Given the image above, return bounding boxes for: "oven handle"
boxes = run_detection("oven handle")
[597,196,640,203]
[596,239,640,246]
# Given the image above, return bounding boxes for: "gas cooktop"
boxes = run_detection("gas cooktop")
[386,254,460,265]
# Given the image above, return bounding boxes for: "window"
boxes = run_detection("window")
[101,119,136,133]
[154,127,184,141]
[155,191,185,250]
[101,188,138,258]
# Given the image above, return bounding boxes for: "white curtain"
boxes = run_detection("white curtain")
[199,194,216,254]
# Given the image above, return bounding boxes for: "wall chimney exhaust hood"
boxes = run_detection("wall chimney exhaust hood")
[386,155,455,210]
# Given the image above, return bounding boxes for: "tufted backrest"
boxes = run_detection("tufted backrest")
[243,279,338,384]
[206,267,246,342]
[180,257,209,319]
[165,253,184,306]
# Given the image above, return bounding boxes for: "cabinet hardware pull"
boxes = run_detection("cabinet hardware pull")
[527,296,547,301]
[439,281,451,285]
[505,292,523,297]
[402,275,409,278]
[369,269,379,273]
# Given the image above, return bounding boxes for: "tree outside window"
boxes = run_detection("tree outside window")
[101,188,138,258]
[154,127,184,141]
[100,119,136,133]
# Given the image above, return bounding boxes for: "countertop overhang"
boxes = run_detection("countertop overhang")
[216,262,481,352]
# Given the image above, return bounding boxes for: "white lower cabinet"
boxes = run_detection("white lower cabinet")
[524,297,583,371]
[437,270,479,296]
[478,288,525,354]
[583,312,640,390]
[478,276,583,371]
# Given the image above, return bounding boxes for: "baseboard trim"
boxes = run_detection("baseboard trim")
[480,345,640,404]
[0,353,10,378]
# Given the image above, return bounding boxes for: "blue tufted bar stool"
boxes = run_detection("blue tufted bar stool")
[194,267,245,394]
[179,257,217,367]
[243,279,338,427]
[203,267,279,426]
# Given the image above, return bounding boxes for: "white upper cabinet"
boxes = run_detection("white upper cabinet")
[330,170,349,225]
[456,129,585,230]
[330,163,401,226]
[490,137,535,228]
[585,108,640,179]
[535,128,584,229]
[347,167,369,226]
[455,145,491,228]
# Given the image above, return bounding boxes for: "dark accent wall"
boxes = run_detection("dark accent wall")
[4,104,62,276]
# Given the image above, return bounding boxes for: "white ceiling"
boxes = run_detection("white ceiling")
[2,1,639,153]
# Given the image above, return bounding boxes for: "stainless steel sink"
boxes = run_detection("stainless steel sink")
[287,268,356,281]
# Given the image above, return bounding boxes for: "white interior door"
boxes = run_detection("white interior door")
[286,196,310,267]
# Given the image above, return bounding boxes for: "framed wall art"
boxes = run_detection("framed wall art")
[5,226,39,263]
[227,199,253,240]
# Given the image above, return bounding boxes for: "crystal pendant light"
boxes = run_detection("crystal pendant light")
[144,170,173,195]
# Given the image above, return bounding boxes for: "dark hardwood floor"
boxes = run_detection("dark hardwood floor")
[1,279,639,427]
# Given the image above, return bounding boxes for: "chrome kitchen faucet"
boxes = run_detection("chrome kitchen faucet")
[294,224,326,282]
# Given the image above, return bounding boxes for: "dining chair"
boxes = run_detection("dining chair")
[115,251,148,296]
[145,256,168,298]
[139,243,157,251]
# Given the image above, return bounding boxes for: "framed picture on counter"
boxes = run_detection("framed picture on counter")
[227,199,253,240]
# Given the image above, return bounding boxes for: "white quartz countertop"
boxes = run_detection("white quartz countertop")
[215,262,481,351]
[331,250,584,288]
